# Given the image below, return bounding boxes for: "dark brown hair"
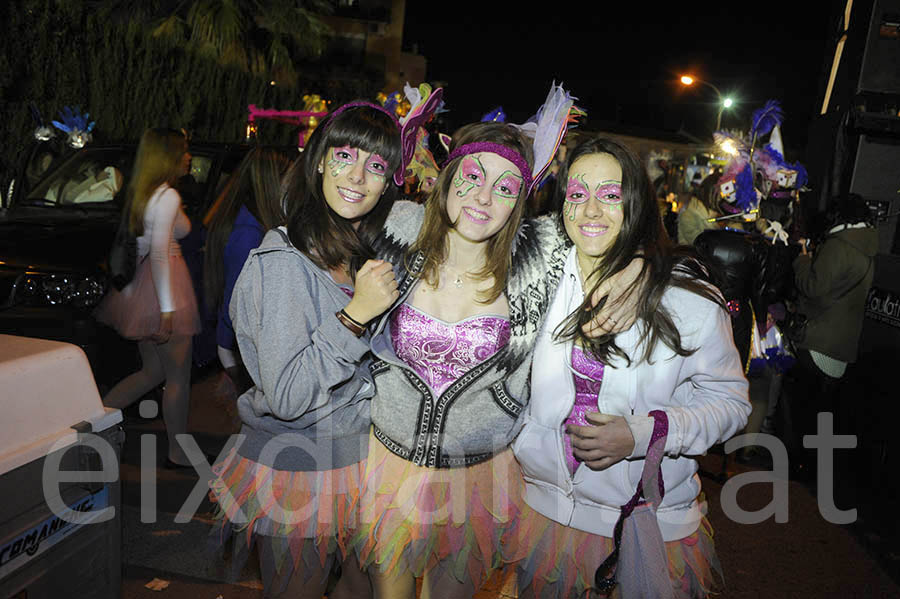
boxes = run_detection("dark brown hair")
[203,146,293,311]
[552,136,725,366]
[283,103,402,275]
[407,122,533,303]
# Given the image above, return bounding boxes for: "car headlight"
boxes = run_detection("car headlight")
[18,273,107,309]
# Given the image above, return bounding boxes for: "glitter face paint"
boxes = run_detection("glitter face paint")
[327,145,388,181]
[562,152,625,260]
[564,174,590,221]
[595,180,623,210]
[445,152,521,244]
[365,153,388,182]
[328,145,357,177]
[453,155,485,197]
[492,170,523,208]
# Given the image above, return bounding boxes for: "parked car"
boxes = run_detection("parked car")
[0,141,293,389]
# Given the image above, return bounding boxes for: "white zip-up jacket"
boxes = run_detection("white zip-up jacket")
[513,248,750,541]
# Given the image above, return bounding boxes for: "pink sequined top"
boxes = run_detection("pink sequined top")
[563,346,606,475]
[390,303,511,396]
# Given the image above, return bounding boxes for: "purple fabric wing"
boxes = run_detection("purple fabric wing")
[396,87,444,186]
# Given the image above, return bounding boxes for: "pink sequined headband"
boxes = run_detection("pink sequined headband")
[442,142,532,193]
[327,101,400,128]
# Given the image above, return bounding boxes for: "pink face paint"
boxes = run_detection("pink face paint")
[365,153,388,180]
[563,174,590,221]
[328,145,358,176]
[595,180,623,208]
[453,155,485,197]
[565,175,590,204]
[492,170,523,208]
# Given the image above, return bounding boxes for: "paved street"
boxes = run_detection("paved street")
[117,365,900,598]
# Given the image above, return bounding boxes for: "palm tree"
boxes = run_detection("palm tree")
[104,0,333,86]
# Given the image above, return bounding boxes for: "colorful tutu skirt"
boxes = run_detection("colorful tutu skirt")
[94,254,200,340]
[209,447,365,586]
[354,430,526,587]
[510,503,723,598]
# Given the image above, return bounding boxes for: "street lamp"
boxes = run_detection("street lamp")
[680,75,733,130]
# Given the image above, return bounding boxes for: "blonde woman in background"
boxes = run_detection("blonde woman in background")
[95,128,201,468]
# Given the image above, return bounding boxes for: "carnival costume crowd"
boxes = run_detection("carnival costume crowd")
[86,80,878,598]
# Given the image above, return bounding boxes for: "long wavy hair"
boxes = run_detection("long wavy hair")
[408,122,533,303]
[553,136,724,366]
[202,146,292,311]
[126,128,187,235]
[283,103,402,276]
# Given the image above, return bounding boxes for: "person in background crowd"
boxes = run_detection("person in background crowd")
[202,146,292,395]
[94,128,200,468]
[785,192,877,485]
[678,173,721,245]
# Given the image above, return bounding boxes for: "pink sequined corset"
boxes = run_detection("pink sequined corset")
[390,303,510,396]
[563,346,606,475]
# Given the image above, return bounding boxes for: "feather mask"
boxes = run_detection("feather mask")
[750,100,783,147]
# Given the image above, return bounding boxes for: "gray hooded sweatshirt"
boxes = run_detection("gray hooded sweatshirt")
[229,227,374,471]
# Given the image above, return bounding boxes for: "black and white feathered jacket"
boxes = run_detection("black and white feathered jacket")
[370,201,569,468]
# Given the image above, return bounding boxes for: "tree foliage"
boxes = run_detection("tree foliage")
[0,0,382,181]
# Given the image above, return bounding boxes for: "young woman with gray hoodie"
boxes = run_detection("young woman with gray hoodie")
[209,102,404,598]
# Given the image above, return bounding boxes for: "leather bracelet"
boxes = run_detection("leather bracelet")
[341,309,366,328]
[336,309,366,337]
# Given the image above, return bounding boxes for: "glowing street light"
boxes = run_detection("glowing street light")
[680,75,733,130]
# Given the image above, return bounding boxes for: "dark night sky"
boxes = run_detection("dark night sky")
[403,1,842,153]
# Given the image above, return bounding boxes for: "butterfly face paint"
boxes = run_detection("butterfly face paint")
[595,180,623,209]
[562,153,625,260]
[321,145,391,226]
[446,152,523,244]
[327,145,388,182]
[453,155,485,197]
[328,146,358,177]
[492,170,523,208]
[563,174,590,221]
[365,153,388,182]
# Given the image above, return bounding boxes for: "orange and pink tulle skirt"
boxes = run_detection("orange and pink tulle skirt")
[209,446,365,586]
[353,430,527,587]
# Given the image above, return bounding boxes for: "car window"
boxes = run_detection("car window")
[25,149,134,207]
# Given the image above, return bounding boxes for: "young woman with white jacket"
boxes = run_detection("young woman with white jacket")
[511,136,751,598]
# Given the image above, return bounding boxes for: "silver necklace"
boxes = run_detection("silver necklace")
[577,259,591,290]
[454,274,463,288]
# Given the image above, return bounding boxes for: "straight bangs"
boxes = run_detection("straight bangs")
[284,104,401,275]
[325,109,402,175]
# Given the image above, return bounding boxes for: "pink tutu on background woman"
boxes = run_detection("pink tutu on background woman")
[94,253,200,340]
